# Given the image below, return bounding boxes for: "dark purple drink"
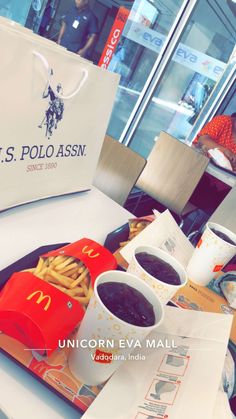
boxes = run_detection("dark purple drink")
[97,282,155,327]
[136,252,181,286]
[211,228,236,246]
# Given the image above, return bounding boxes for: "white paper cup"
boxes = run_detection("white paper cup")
[127,245,187,305]
[187,222,236,286]
[68,270,164,385]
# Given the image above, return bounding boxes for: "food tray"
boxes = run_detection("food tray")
[0,244,104,413]
[103,222,129,253]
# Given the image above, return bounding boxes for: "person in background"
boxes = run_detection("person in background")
[193,113,236,171]
[57,0,98,58]
[38,1,53,36]
[108,40,126,74]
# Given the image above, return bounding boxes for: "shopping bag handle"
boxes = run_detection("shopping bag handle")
[33,50,88,99]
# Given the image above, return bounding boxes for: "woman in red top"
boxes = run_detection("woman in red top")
[193,114,236,170]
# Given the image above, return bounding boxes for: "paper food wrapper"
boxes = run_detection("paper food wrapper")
[82,306,233,419]
[218,272,236,309]
[120,210,194,267]
[171,279,236,344]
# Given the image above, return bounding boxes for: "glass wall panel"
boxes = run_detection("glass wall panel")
[128,0,236,158]
[217,79,236,116]
[25,0,49,33]
[0,0,32,25]
[0,0,50,30]
[106,0,184,140]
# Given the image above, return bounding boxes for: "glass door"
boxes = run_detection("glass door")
[126,0,236,158]
[218,80,236,116]
[105,0,187,140]
[187,47,236,143]
[25,0,49,32]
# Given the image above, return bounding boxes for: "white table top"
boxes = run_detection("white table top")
[206,162,236,187]
[0,187,132,418]
[0,187,132,270]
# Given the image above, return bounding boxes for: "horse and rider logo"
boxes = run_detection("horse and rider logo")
[38,69,64,139]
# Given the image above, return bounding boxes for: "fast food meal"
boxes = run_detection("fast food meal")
[22,254,93,307]
[0,239,117,355]
[119,216,154,247]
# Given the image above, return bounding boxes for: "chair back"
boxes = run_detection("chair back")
[136,131,209,215]
[209,185,236,234]
[93,135,147,206]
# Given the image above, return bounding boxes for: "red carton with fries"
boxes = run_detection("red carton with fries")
[0,238,117,355]
[0,272,84,355]
[43,238,117,287]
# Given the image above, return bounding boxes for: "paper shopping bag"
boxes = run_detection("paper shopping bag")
[0,16,33,33]
[0,23,119,211]
[0,17,65,51]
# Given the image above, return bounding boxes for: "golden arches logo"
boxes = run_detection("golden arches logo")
[82,245,100,259]
[26,290,51,311]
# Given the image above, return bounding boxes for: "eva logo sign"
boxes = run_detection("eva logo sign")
[143,31,163,49]
[126,22,225,81]
[174,45,225,79]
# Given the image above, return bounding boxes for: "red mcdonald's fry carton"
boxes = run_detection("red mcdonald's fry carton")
[0,272,84,356]
[0,238,117,355]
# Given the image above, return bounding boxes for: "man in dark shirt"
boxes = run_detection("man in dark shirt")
[57,0,98,58]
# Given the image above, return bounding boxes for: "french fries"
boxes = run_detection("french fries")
[22,255,93,307]
[119,218,152,247]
